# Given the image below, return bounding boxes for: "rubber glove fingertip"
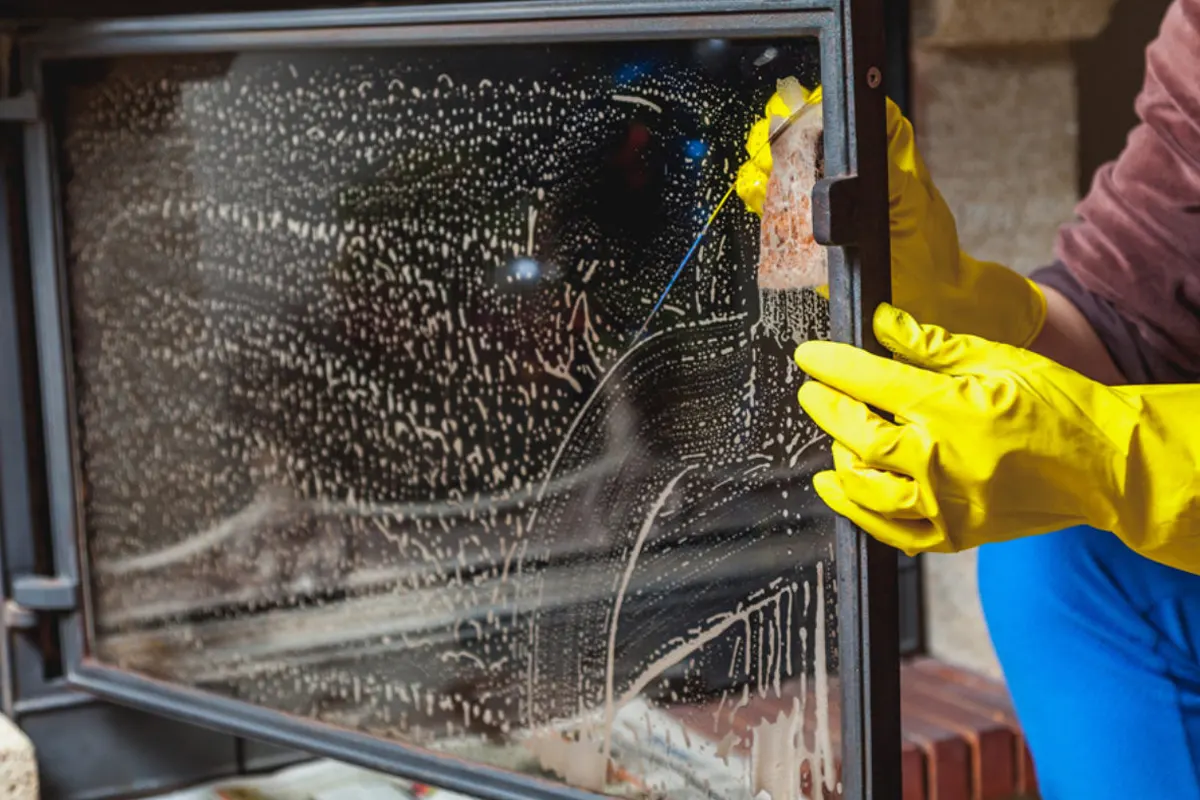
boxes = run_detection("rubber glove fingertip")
[872,302,930,356]
[735,163,766,217]
[795,376,829,414]
[872,301,911,331]
[792,340,849,382]
[792,339,825,372]
[813,471,871,527]
[811,470,843,503]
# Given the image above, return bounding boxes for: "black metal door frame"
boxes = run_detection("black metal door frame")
[0,2,898,797]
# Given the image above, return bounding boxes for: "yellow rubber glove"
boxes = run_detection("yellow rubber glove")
[736,85,1047,347]
[794,303,1200,574]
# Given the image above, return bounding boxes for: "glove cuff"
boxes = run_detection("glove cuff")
[938,255,1048,348]
[1106,385,1200,571]
[1014,277,1048,348]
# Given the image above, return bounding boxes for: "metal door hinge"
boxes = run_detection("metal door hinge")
[5,576,78,629]
[0,91,39,124]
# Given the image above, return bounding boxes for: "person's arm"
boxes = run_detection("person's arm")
[1028,285,1126,385]
[1028,0,1200,389]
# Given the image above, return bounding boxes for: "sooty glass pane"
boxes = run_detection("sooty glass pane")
[54,41,840,799]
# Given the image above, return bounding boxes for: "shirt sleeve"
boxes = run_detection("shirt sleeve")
[1032,262,1197,384]
[1048,0,1200,384]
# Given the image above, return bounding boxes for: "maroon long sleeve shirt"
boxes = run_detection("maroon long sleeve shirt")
[1032,0,1200,384]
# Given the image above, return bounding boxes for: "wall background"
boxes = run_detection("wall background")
[914,0,1171,678]
[1074,0,1175,193]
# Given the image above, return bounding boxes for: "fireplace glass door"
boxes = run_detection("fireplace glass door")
[3,3,897,799]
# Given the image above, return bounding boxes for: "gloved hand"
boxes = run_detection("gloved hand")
[794,303,1200,573]
[735,83,822,217]
[736,83,1047,348]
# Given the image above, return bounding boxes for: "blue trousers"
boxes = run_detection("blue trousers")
[979,526,1200,799]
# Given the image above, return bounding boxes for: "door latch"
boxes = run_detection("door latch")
[5,576,78,630]
[812,174,861,247]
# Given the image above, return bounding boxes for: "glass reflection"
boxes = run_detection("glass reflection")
[54,39,839,799]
